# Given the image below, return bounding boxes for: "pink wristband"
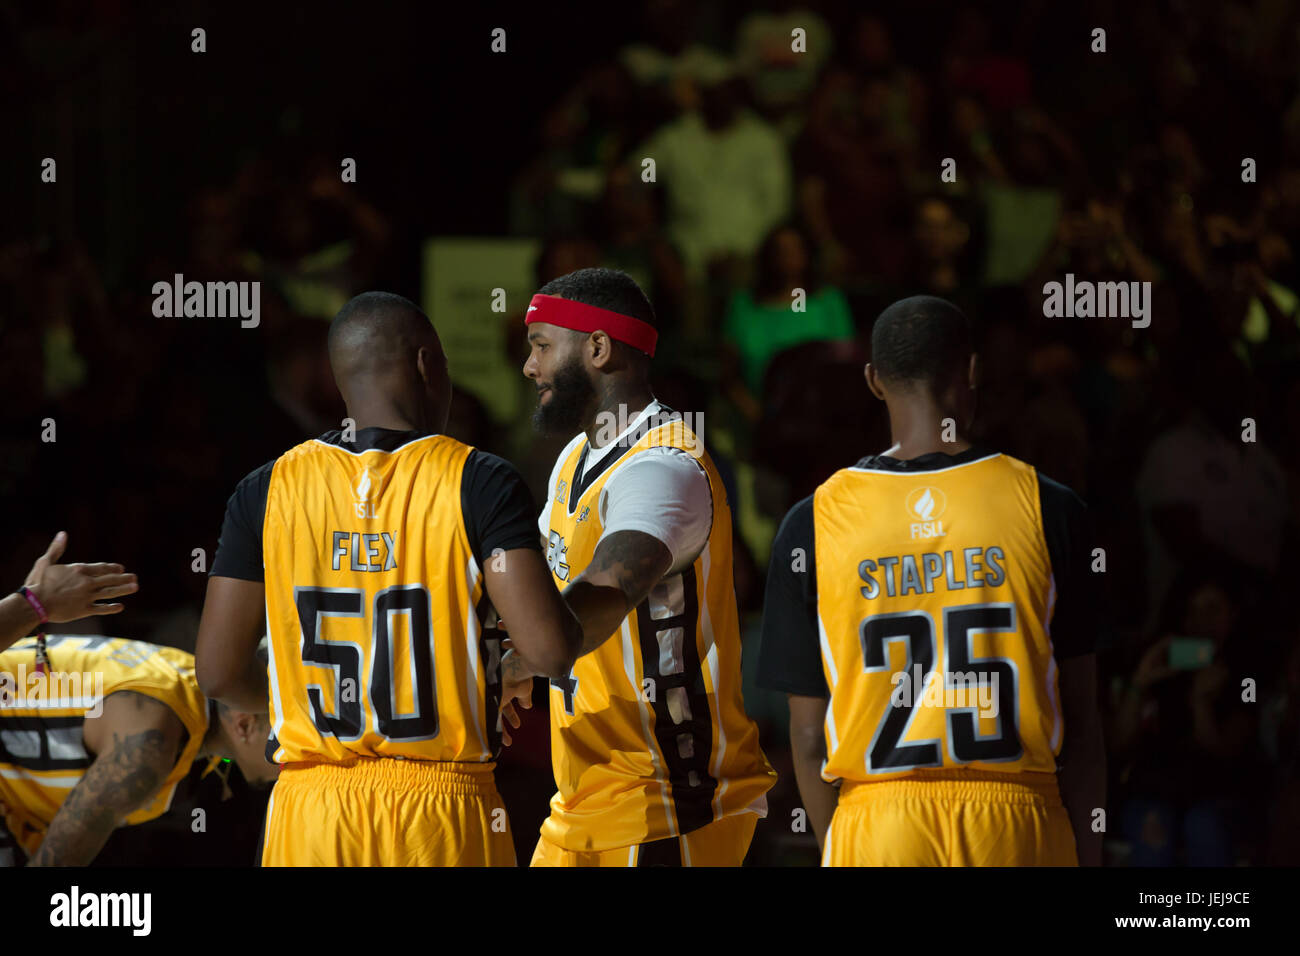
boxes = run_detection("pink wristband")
[19,587,49,624]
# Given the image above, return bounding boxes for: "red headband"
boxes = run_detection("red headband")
[525,294,657,357]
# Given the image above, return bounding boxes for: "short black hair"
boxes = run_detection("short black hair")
[327,291,434,379]
[328,291,428,349]
[537,267,656,332]
[870,295,972,390]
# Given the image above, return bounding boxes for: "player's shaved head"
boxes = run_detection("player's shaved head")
[327,291,451,434]
[870,295,973,393]
[328,292,438,384]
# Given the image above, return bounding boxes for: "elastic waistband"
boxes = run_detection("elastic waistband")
[278,758,497,795]
[839,770,1063,807]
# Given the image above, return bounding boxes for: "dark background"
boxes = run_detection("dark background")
[2,0,1298,866]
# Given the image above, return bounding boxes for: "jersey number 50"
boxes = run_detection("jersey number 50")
[295,585,438,742]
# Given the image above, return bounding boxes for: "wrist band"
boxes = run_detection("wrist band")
[19,586,49,624]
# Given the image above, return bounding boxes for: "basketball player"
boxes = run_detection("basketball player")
[758,295,1105,866]
[2,533,139,652]
[0,635,273,866]
[196,291,582,866]
[506,267,775,866]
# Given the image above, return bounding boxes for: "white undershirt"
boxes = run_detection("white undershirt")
[537,401,714,574]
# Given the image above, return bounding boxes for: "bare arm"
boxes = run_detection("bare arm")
[498,530,672,743]
[196,576,268,714]
[483,548,582,679]
[1058,653,1107,866]
[30,692,184,866]
[788,694,837,852]
[562,530,673,657]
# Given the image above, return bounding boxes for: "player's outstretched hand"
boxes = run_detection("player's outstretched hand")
[23,532,139,622]
[499,639,534,747]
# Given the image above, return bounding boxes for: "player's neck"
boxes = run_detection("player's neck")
[343,403,434,435]
[585,382,656,450]
[198,719,226,758]
[885,407,972,460]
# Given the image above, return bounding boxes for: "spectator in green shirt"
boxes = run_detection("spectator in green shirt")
[723,223,855,420]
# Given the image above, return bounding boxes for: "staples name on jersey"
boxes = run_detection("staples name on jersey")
[330,530,398,572]
[859,546,1006,599]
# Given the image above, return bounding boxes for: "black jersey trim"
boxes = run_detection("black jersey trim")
[633,565,718,836]
[313,428,441,456]
[564,406,683,516]
[850,446,999,474]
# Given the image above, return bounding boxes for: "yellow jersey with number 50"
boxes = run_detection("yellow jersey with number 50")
[262,432,499,767]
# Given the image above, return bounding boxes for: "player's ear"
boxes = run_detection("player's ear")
[416,344,433,386]
[588,331,614,370]
[233,710,261,746]
[864,362,886,401]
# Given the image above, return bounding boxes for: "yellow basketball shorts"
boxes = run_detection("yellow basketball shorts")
[823,770,1079,866]
[262,758,516,867]
[530,811,758,867]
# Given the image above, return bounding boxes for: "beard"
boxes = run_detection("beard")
[532,353,596,437]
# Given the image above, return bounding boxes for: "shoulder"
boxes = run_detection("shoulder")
[83,690,186,758]
[618,444,709,487]
[235,457,278,489]
[1034,468,1087,515]
[463,448,523,484]
[776,494,817,545]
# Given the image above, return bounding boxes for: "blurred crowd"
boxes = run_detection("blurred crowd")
[3,0,1299,865]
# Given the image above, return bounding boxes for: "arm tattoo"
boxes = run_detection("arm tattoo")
[586,531,670,601]
[502,649,532,685]
[30,728,170,866]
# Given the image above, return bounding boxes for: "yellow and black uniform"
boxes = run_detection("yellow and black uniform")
[758,447,1098,866]
[0,636,208,864]
[532,409,775,866]
[211,427,541,866]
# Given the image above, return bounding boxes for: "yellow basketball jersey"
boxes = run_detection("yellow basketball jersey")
[814,452,1063,783]
[0,636,208,856]
[540,412,775,852]
[264,433,496,766]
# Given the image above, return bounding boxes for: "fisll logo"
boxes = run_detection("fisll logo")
[906,487,947,540]
[353,468,381,519]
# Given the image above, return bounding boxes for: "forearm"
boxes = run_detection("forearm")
[31,727,170,866]
[791,742,837,851]
[210,656,269,715]
[1108,688,1144,754]
[1059,721,1107,867]
[0,592,40,653]
[562,578,636,657]
[30,802,121,866]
